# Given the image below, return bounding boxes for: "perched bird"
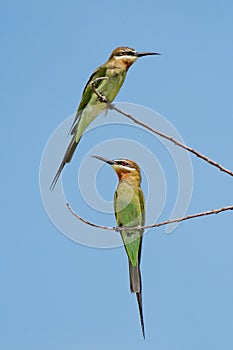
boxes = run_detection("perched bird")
[50,46,160,189]
[93,155,146,338]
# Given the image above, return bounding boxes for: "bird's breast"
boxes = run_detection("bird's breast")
[101,70,126,101]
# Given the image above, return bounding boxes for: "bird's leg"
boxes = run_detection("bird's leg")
[91,77,115,115]
[99,93,109,104]
[91,77,109,103]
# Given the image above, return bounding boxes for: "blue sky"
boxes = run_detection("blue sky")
[1,0,233,349]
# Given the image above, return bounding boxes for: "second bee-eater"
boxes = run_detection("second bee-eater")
[50,46,160,189]
[93,155,146,338]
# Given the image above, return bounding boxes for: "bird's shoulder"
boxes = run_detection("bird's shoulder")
[69,64,107,135]
[77,64,108,113]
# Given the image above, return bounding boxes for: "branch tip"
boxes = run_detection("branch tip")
[90,84,233,178]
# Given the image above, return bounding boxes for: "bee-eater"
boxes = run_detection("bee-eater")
[50,47,160,189]
[93,155,146,338]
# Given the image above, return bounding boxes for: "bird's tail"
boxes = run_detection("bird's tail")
[129,262,145,338]
[49,133,81,190]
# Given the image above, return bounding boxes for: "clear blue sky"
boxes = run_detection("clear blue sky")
[1,1,233,349]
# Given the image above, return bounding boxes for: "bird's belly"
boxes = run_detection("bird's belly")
[76,102,107,137]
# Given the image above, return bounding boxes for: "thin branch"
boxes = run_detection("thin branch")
[91,77,233,178]
[67,203,233,231]
[142,205,233,229]
[111,105,233,177]
[67,203,115,230]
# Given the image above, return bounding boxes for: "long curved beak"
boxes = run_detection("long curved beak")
[136,51,161,57]
[92,155,115,165]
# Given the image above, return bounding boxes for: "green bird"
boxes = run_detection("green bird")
[50,46,160,189]
[93,155,146,338]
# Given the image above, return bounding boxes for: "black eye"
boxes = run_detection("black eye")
[126,51,135,56]
[120,161,129,166]
[116,51,135,57]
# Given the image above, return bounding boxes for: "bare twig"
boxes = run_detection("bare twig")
[68,79,232,233]
[67,203,233,231]
[67,203,116,230]
[91,77,233,178]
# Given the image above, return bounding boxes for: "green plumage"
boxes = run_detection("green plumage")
[92,155,150,338]
[114,177,145,338]
[50,46,159,189]
[114,181,145,267]
[72,65,126,143]
[50,62,127,190]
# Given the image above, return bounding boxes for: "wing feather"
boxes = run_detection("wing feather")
[70,64,107,135]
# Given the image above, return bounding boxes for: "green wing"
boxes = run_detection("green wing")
[138,188,145,227]
[77,64,107,112]
[114,185,145,267]
[70,64,107,135]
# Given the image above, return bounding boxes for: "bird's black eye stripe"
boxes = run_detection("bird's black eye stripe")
[116,51,135,57]
[126,51,135,56]
[118,161,132,167]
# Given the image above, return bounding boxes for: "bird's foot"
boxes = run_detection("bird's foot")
[97,92,109,104]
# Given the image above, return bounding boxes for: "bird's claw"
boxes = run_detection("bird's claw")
[98,92,109,104]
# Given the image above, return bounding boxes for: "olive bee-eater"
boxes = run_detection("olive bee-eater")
[93,155,146,338]
[50,47,160,189]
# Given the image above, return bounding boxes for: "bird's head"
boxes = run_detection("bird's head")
[108,46,160,68]
[92,155,142,183]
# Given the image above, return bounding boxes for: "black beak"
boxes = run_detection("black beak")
[136,51,161,57]
[92,155,115,165]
